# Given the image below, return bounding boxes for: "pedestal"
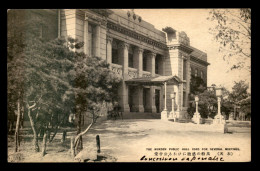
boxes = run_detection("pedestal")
[169,111,177,122]
[212,114,227,133]
[161,110,168,121]
[122,104,130,112]
[213,114,226,124]
[192,112,202,124]
[211,123,228,133]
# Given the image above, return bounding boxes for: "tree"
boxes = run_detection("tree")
[188,75,207,118]
[208,9,251,72]
[228,80,251,120]
[190,75,207,96]
[8,10,78,154]
[188,75,232,119]
[8,9,47,152]
[71,51,122,155]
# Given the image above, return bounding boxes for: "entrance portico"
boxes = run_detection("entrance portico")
[125,75,182,118]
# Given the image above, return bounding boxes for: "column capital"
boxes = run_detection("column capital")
[107,36,113,44]
[134,47,144,54]
[118,42,129,50]
[147,51,156,58]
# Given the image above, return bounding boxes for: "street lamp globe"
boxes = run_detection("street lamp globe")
[215,88,223,97]
[195,95,199,102]
[170,92,176,99]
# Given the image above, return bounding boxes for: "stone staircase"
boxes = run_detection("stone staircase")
[121,112,161,119]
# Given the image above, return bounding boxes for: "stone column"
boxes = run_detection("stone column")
[133,86,144,112]
[147,52,156,77]
[106,36,113,64]
[148,86,157,113]
[58,9,61,38]
[134,47,143,77]
[118,42,130,112]
[174,85,180,109]
[118,42,129,79]
[185,56,191,108]
[83,17,89,55]
[94,24,100,57]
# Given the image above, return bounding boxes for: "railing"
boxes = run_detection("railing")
[128,67,138,79]
[142,71,151,78]
[110,63,123,78]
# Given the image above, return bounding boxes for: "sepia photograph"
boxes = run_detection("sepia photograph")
[7,8,251,163]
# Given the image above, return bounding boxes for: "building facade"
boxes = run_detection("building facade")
[14,9,210,120]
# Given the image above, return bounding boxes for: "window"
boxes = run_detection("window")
[112,41,119,64]
[183,59,187,80]
[128,46,134,68]
[183,91,186,107]
[195,69,198,77]
[155,56,159,74]
[143,54,147,71]
[201,71,204,79]
[88,24,94,57]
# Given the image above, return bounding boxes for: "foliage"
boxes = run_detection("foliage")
[208,9,251,71]
[189,75,207,96]
[228,80,251,120]
[8,10,122,155]
[188,75,233,118]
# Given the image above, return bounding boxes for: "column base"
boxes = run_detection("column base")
[161,110,168,120]
[132,105,144,113]
[122,104,130,112]
[146,105,157,113]
[169,111,177,122]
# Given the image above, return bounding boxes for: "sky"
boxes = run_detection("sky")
[123,9,251,91]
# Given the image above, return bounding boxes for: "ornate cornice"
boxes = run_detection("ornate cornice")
[85,11,107,27]
[190,55,210,66]
[168,44,194,54]
[89,9,114,18]
[107,21,168,50]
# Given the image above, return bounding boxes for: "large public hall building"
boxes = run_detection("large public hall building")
[14,9,210,120]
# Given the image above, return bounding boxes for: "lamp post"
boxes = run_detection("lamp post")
[212,87,227,133]
[161,81,168,121]
[213,87,226,124]
[170,93,176,117]
[192,95,201,124]
[195,95,199,114]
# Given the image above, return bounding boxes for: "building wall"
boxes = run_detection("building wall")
[16,9,209,118]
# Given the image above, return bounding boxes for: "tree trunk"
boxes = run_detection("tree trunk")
[73,121,94,155]
[234,106,237,120]
[75,112,82,153]
[49,125,59,142]
[27,104,39,152]
[42,130,47,157]
[20,105,24,129]
[15,99,21,152]
[47,129,51,143]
